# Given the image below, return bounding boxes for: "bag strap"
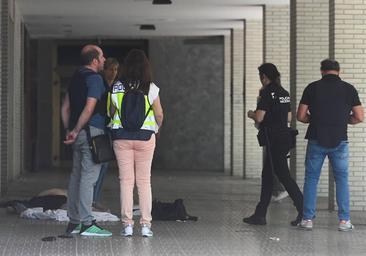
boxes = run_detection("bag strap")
[144,97,153,120]
[143,86,153,120]
[117,92,153,125]
[85,125,93,147]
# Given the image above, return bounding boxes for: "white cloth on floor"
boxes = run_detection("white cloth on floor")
[20,208,120,222]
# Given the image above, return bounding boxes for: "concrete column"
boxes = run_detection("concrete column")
[0,0,3,195]
[8,0,23,180]
[231,26,244,177]
[0,0,23,190]
[292,0,366,210]
[291,0,330,196]
[264,4,292,179]
[224,34,231,174]
[0,0,9,195]
[244,19,263,178]
[36,40,58,169]
[332,0,366,211]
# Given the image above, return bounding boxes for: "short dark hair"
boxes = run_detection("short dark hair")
[320,59,340,71]
[80,48,100,65]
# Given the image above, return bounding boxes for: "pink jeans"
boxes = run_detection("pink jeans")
[113,135,155,226]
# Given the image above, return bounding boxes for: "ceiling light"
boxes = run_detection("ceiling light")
[140,24,156,30]
[152,0,172,5]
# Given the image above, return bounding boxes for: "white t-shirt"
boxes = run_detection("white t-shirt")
[148,83,160,132]
[148,82,160,104]
[112,81,159,103]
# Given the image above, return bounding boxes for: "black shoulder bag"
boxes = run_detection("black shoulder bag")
[86,127,115,164]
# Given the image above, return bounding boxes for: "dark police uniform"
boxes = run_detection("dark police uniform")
[254,83,303,218]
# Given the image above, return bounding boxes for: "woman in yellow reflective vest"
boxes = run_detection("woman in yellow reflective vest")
[108,49,163,237]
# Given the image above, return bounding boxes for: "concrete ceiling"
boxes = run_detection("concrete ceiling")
[17,0,289,39]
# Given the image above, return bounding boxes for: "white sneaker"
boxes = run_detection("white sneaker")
[141,224,153,237]
[338,220,354,232]
[298,219,313,230]
[121,224,133,237]
[273,191,289,202]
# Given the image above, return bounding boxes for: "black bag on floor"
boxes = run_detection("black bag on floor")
[152,199,198,221]
[0,195,67,211]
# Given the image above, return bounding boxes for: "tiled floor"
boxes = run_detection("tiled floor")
[0,168,365,256]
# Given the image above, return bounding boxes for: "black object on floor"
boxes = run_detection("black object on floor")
[243,215,267,225]
[58,234,73,239]
[0,195,67,211]
[152,199,198,221]
[41,236,56,242]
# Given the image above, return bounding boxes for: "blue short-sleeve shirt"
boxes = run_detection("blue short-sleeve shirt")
[85,72,106,129]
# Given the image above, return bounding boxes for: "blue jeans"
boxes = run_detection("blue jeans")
[93,162,109,203]
[303,140,350,221]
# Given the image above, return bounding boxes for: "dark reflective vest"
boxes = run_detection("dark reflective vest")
[68,67,106,130]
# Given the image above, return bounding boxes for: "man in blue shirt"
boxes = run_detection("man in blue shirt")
[61,44,112,237]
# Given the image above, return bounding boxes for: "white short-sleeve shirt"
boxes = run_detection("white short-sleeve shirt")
[148,82,160,104]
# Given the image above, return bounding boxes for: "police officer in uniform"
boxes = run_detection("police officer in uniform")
[243,63,303,226]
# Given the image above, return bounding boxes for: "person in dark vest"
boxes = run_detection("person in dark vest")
[61,44,112,237]
[243,63,303,226]
[297,59,364,231]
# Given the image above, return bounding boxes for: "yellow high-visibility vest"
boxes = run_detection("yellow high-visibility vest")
[107,81,157,132]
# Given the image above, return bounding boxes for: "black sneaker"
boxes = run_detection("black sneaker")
[79,220,99,232]
[290,213,303,226]
[243,214,266,225]
[65,222,80,234]
[79,223,93,234]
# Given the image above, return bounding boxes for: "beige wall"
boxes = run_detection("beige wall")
[0,0,10,195]
[0,0,3,195]
[232,27,245,177]
[333,0,366,210]
[0,0,24,195]
[8,0,23,180]
[264,5,290,90]
[291,0,366,210]
[224,35,231,174]
[244,20,263,178]
[291,0,330,196]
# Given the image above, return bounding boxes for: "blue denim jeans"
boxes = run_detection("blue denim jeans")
[303,140,350,221]
[93,162,109,203]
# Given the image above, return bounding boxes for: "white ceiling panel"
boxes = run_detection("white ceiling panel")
[17,0,289,38]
